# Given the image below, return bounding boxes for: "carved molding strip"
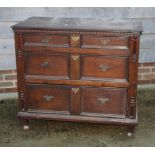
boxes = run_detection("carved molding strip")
[19,90,24,100]
[18,50,22,57]
[129,96,136,119]
[18,32,26,111]
[14,29,140,36]
[132,35,138,63]
[130,96,135,106]
[132,54,137,63]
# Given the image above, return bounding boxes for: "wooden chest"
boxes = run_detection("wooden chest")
[12,17,142,134]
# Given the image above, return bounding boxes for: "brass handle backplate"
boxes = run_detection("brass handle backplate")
[100,39,110,45]
[43,95,54,101]
[98,65,111,71]
[72,88,79,94]
[71,55,79,61]
[41,61,49,68]
[97,97,109,105]
[41,60,54,68]
[41,37,52,43]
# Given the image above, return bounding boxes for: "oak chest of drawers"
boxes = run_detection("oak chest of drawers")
[12,17,142,134]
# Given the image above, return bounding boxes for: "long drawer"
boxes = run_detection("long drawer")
[24,52,129,83]
[23,33,129,50]
[26,84,127,118]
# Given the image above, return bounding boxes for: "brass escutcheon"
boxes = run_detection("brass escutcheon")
[71,35,80,42]
[72,88,79,94]
[71,55,79,61]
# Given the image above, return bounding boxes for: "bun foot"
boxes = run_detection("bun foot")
[127,132,132,137]
[127,125,135,136]
[21,119,30,130]
[23,125,30,130]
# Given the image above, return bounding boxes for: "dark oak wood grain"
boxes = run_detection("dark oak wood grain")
[27,84,70,112]
[81,36,129,49]
[25,78,129,87]
[70,87,81,115]
[70,54,80,80]
[24,52,70,78]
[81,87,127,117]
[12,17,142,133]
[23,45,130,56]
[80,55,129,80]
[24,33,69,47]
[17,111,138,125]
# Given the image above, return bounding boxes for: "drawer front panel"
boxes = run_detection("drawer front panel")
[81,87,127,117]
[24,34,69,47]
[27,84,70,112]
[24,53,70,78]
[81,36,129,48]
[81,55,129,81]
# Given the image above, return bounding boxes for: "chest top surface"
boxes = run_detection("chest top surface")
[12,17,143,32]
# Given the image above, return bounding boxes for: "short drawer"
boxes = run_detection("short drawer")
[24,52,70,79]
[24,34,69,47]
[81,87,127,117]
[81,36,129,49]
[80,55,129,81]
[27,84,70,112]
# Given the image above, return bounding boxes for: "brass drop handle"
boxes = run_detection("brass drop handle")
[43,95,54,101]
[41,61,49,68]
[97,97,110,104]
[98,65,111,71]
